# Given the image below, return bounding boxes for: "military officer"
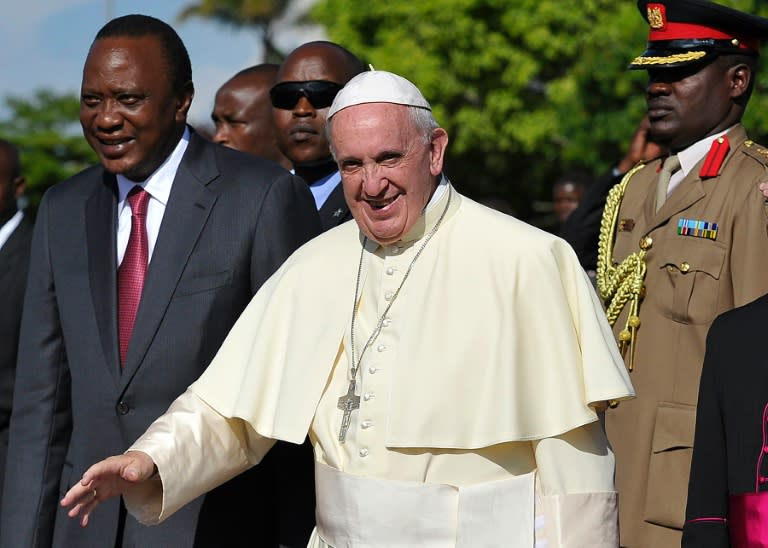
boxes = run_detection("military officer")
[596,1,768,546]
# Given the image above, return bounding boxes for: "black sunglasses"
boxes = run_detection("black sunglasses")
[270,80,344,110]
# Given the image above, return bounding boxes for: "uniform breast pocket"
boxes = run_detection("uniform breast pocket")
[655,238,725,325]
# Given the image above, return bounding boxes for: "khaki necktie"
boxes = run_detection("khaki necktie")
[655,154,681,213]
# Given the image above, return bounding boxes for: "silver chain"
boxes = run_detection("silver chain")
[349,186,453,382]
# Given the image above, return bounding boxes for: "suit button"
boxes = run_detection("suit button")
[116,401,130,415]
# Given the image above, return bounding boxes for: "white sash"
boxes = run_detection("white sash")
[314,462,535,547]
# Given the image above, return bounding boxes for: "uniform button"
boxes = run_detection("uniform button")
[384,291,394,301]
[361,420,373,429]
[359,448,369,457]
[386,267,395,275]
[382,318,392,327]
[363,392,375,401]
[639,236,653,250]
[680,262,691,273]
[368,366,378,374]
[377,344,387,352]
[116,401,129,415]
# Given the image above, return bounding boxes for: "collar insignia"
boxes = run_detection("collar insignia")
[618,218,635,232]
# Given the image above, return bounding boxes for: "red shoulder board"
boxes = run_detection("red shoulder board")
[699,135,730,178]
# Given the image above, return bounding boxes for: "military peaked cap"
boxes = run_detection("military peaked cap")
[629,0,768,69]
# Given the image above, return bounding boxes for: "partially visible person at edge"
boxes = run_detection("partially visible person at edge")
[0,14,320,548]
[595,1,768,546]
[683,295,768,547]
[271,41,366,231]
[559,116,665,284]
[212,64,292,170]
[61,70,634,547]
[0,139,33,531]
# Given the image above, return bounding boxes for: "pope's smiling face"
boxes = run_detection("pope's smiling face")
[80,35,192,181]
[331,102,448,245]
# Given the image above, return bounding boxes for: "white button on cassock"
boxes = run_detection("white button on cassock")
[359,448,369,457]
[368,366,378,374]
[363,392,374,401]
[386,267,395,275]
[384,291,394,301]
[377,344,387,352]
[382,318,392,327]
[361,420,373,429]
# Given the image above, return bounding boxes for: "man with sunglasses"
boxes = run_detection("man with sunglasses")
[271,41,367,231]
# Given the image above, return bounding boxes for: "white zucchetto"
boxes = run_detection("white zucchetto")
[327,70,432,118]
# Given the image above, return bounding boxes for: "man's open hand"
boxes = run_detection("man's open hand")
[60,450,156,527]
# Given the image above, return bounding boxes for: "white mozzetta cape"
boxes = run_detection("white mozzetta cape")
[190,185,634,448]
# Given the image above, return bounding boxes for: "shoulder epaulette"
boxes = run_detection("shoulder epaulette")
[742,140,768,166]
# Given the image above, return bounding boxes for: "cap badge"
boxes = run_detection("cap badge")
[647,4,666,30]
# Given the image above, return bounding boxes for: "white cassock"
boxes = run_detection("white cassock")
[125,180,634,547]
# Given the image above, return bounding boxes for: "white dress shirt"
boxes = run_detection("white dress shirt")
[116,127,190,266]
[0,209,24,252]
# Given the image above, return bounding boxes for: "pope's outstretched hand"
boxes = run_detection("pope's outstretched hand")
[60,450,156,527]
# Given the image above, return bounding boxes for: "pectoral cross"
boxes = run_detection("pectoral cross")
[337,379,360,443]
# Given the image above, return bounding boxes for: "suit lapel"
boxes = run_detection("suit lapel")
[86,172,121,385]
[318,178,350,230]
[121,135,219,384]
[649,173,706,230]
[0,218,23,282]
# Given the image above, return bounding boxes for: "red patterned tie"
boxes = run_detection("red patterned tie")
[118,187,150,367]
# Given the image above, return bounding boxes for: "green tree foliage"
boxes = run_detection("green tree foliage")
[0,90,97,213]
[178,0,293,62]
[313,0,768,220]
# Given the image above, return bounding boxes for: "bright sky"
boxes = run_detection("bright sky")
[0,0,324,128]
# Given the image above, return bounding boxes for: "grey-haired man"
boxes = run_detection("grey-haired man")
[63,71,633,547]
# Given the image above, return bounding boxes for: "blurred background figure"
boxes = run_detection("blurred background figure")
[0,138,32,530]
[212,64,292,170]
[552,170,590,226]
[272,41,366,231]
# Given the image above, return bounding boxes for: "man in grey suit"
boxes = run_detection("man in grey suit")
[0,14,320,548]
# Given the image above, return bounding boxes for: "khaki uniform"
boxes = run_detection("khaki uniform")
[603,125,768,547]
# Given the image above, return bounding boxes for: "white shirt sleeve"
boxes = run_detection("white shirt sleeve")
[531,420,619,547]
[124,389,276,524]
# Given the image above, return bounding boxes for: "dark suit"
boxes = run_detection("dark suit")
[0,132,321,548]
[317,178,352,231]
[683,294,768,547]
[0,214,33,522]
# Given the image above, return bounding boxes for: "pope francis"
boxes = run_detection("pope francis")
[62,70,634,547]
